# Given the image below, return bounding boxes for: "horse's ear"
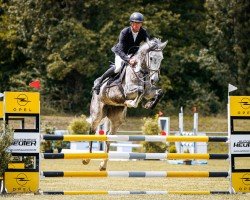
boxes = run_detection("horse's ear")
[146,38,150,43]
[159,40,168,50]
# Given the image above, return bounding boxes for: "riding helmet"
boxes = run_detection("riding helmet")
[130,12,144,23]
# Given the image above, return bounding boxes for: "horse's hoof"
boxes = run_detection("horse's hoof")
[144,101,152,109]
[99,166,106,171]
[82,159,90,165]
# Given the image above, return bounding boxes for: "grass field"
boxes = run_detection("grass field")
[2,159,250,200]
[41,114,229,132]
[2,115,250,200]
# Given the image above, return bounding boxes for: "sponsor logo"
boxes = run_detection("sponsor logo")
[15,94,31,106]
[241,173,250,185]
[239,98,250,110]
[15,173,30,186]
[12,139,37,146]
[233,140,250,148]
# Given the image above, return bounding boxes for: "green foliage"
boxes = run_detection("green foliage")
[141,115,160,135]
[201,0,250,96]
[0,125,14,177]
[168,144,177,153]
[141,115,167,153]
[143,142,167,153]
[42,122,56,134]
[0,0,249,115]
[41,122,56,152]
[68,115,90,135]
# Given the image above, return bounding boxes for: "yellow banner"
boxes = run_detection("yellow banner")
[4,172,39,193]
[0,101,3,118]
[4,92,40,114]
[232,173,250,192]
[230,96,250,117]
[8,163,25,169]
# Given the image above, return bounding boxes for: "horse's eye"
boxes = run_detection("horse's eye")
[150,57,153,60]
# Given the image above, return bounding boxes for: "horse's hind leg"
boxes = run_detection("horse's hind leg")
[82,95,106,165]
[99,106,127,171]
[82,117,103,165]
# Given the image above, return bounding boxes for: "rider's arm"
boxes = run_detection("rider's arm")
[115,31,130,63]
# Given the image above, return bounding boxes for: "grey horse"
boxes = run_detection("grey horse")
[83,38,168,170]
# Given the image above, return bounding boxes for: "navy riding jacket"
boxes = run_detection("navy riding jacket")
[111,27,150,62]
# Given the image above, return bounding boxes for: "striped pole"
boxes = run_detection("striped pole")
[42,190,230,195]
[42,135,228,142]
[42,152,229,160]
[41,171,229,178]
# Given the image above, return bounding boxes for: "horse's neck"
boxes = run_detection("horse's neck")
[122,48,148,85]
[134,52,147,72]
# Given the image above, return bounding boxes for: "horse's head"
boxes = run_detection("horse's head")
[142,38,168,85]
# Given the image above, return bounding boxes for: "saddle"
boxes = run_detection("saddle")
[100,63,127,97]
[107,63,126,86]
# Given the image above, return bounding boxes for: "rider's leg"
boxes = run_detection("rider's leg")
[94,66,115,94]
[114,55,124,73]
[94,55,123,95]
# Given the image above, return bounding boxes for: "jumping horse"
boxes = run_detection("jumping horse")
[83,38,168,170]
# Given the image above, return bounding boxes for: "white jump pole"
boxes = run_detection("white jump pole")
[177,107,184,153]
[97,119,110,151]
[158,117,170,135]
[228,83,238,194]
[193,110,198,154]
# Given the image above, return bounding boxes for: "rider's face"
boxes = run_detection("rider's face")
[131,22,142,33]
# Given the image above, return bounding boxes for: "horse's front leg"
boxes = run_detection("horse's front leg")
[124,86,144,108]
[99,141,110,171]
[144,88,164,109]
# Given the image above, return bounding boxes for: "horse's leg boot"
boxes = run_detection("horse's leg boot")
[94,67,115,95]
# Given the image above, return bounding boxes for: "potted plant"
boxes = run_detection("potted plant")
[0,125,14,194]
[68,115,90,135]
[168,143,177,153]
[54,141,63,153]
[68,115,90,151]
[41,123,56,153]
[141,115,167,153]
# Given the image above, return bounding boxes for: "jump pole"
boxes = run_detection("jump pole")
[41,171,229,178]
[42,190,230,195]
[193,111,198,154]
[42,135,228,142]
[42,152,229,160]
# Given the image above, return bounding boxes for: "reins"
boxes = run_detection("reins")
[129,50,161,85]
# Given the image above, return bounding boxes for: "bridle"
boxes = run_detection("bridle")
[130,49,162,85]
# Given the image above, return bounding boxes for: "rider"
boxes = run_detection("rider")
[94,12,150,95]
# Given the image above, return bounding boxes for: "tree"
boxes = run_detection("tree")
[199,0,250,99]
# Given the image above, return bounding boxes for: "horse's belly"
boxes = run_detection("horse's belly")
[124,84,143,99]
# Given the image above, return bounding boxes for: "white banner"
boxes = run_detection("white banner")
[8,132,40,153]
[231,135,250,154]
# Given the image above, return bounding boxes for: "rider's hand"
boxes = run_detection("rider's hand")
[129,58,137,67]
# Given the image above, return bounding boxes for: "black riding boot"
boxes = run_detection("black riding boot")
[94,66,115,95]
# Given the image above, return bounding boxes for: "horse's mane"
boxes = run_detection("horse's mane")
[134,38,162,66]
[136,38,162,55]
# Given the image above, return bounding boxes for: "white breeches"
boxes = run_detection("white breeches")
[114,54,124,73]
